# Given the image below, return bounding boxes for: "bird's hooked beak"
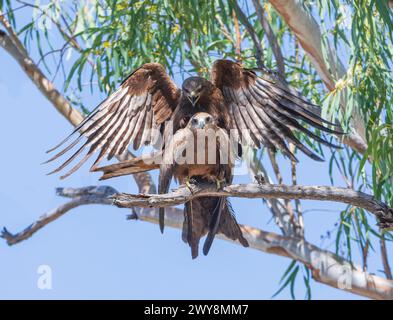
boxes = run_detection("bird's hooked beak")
[191,117,207,129]
[196,118,206,129]
[187,91,200,106]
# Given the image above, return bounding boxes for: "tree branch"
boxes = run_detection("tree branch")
[232,0,264,69]
[14,0,83,54]
[112,182,393,230]
[268,149,298,232]
[246,149,295,236]
[380,230,393,280]
[251,0,285,77]
[0,9,28,56]
[0,28,84,126]
[232,9,242,60]
[1,186,115,246]
[2,185,393,300]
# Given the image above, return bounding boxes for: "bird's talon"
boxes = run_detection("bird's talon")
[189,178,197,184]
[255,174,267,185]
[185,178,197,193]
[215,178,226,190]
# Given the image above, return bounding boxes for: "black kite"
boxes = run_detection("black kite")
[46,59,342,257]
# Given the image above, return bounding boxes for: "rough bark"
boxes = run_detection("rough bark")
[112,182,393,230]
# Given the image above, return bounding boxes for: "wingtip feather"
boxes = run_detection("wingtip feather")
[159,208,165,233]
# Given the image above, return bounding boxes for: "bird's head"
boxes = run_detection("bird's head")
[182,77,211,107]
[188,112,216,130]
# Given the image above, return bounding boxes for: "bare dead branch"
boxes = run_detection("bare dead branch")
[2,185,393,300]
[1,186,161,246]
[112,182,393,230]
[1,188,114,246]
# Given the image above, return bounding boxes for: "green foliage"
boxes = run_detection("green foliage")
[317,0,393,269]
[40,0,246,91]
[273,261,312,300]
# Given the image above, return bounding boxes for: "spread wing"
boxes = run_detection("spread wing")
[46,63,180,179]
[211,59,342,162]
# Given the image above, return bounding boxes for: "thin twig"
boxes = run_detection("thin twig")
[15,0,83,54]
[215,14,233,43]
[290,143,304,236]
[246,148,295,235]
[380,230,393,280]
[252,0,285,77]
[1,186,157,246]
[232,0,264,69]
[232,9,242,60]
[267,149,299,234]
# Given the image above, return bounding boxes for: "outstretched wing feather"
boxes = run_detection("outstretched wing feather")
[46,63,180,177]
[211,59,342,161]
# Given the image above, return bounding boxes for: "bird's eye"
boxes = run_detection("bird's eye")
[191,118,198,125]
[205,116,211,123]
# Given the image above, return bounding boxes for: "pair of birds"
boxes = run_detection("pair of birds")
[47,59,342,258]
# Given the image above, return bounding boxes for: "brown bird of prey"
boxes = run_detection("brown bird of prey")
[47,59,342,253]
[156,112,248,258]
[97,111,248,258]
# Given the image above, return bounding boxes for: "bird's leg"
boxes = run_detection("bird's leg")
[127,208,139,220]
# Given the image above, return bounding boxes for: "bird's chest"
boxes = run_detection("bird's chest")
[173,135,222,183]
[174,164,219,184]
